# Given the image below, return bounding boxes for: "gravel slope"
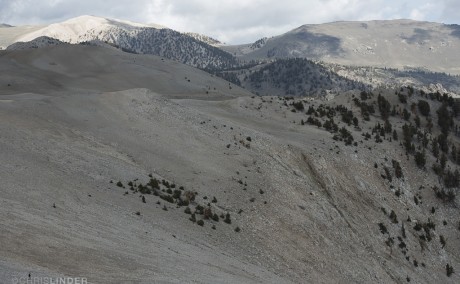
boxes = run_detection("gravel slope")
[0,45,459,283]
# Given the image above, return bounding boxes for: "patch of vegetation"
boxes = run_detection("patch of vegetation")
[433,186,456,202]
[446,264,454,277]
[378,223,388,234]
[414,151,426,169]
[292,101,305,111]
[333,127,354,146]
[392,160,403,178]
[224,213,232,224]
[246,58,367,96]
[418,100,431,116]
[113,173,240,233]
[390,210,398,224]
[440,235,446,248]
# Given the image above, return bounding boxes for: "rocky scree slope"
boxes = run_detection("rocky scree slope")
[0,45,459,283]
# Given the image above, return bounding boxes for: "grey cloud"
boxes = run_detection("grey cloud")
[0,0,152,25]
[441,0,460,23]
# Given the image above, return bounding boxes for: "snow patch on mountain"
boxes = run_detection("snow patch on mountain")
[13,15,237,70]
[17,15,162,44]
[184,32,222,46]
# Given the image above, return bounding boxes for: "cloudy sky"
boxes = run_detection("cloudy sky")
[1,0,459,44]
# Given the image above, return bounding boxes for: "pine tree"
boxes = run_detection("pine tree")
[224,212,231,224]
[418,100,430,116]
[415,151,426,169]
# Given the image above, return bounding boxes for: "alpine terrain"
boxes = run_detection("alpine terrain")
[0,15,459,284]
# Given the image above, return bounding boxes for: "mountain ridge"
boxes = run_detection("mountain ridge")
[4,15,238,70]
[5,17,460,75]
[222,19,460,75]
[4,16,460,97]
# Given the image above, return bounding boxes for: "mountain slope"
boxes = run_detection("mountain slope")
[223,20,460,75]
[16,15,164,43]
[0,44,246,98]
[8,15,237,70]
[1,44,460,284]
[0,24,45,50]
[217,58,370,97]
[185,32,222,46]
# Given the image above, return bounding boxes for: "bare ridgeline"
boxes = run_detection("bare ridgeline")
[0,16,459,283]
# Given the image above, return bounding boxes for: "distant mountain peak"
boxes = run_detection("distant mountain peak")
[64,15,166,29]
[11,15,237,70]
[222,19,460,75]
[17,15,167,43]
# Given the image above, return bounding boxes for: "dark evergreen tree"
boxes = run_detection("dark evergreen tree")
[437,133,449,153]
[437,103,453,135]
[403,109,411,121]
[415,151,426,169]
[378,94,391,120]
[418,100,430,116]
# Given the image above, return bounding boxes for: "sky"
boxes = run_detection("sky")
[1,0,459,44]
